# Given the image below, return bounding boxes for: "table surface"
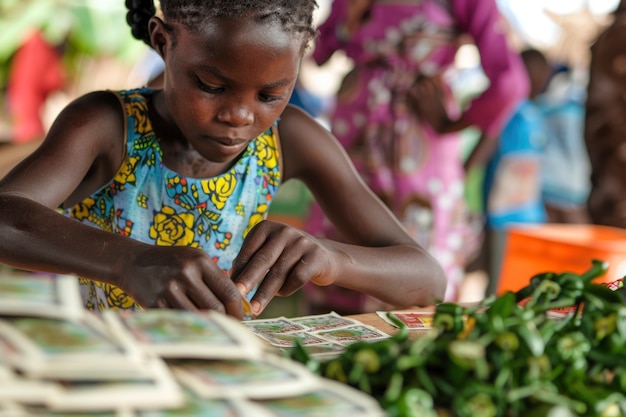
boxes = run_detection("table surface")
[346,306,438,338]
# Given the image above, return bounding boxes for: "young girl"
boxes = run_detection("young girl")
[0,0,446,319]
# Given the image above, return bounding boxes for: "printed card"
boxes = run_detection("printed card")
[171,355,319,400]
[23,407,131,417]
[44,357,184,413]
[0,273,83,320]
[376,311,434,330]
[103,309,264,359]
[313,325,390,345]
[0,314,148,380]
[253,331,329,348]
[290,312,362,332]
[0,366,59,405]
[0,402,28,417]
[133,391,257,417]
[250,379,386,417]
[294,342,346,359]
[241,317,309,335]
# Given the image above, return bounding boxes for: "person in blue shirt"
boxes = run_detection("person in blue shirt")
[481,48,551,295]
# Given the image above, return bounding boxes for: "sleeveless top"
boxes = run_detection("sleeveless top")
[64,88,282,310]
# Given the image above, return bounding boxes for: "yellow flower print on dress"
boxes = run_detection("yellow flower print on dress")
[244,203,269,237]
[116,156,139,189]
[71,198,96,221]
[103,283,139,309]
[255,133,279,170]
[202,174,237,210]
[125,94,151,135]
[150,206,200,247]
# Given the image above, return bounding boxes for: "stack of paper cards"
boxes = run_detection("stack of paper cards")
[0,360,58,406]
[250,379,385,417]
[0,273,84,320]
[242,312,390,358]
[0,314,147,380]
[0,272,386,417]
[102,309,266,360]
[44,358,182,413]
[170,354,319,399]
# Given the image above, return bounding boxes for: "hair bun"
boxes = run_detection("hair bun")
[125,0,156,46]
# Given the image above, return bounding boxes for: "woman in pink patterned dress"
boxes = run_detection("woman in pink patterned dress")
[306,0,528,312]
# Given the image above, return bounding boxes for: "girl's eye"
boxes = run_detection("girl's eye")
[195,76,223,93]
[259,93,285,103]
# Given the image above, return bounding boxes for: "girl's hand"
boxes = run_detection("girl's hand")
[230,220,342,316]
[121,245,245,318]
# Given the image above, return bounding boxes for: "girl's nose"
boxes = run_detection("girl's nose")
[216,104,254,126]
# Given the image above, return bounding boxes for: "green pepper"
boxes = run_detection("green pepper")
[323,358,348,383]
[579,259,609,283]
[494,331,519,352]
[593,392,626,416]
[556,331,590,371]
[346,346,386,389]
[584,282,625,305]
[387,312,410,342]
[530,386,587,415]
[387,388,437,417]
[453,388,499,417]
[525,354,551,384]
[486,292,516,333]
[556,272,585,300]
[288,340,321,374]
[448,340,485,369]
[530,279,562,307]
[593,313,617,341]
[516,272,557,301]
[434,302,465,334]
[512,320,545,357]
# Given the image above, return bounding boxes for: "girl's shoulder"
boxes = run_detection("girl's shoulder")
[52,90,126,142]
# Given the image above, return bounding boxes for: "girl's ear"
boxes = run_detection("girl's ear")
[148,16,169,59]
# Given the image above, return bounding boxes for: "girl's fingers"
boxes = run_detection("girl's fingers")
[164,289,200,311]
[195,276,244,318]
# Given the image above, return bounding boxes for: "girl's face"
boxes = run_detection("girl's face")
[152,16,302,166]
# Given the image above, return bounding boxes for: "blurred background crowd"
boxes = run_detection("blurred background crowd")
[1,0,625,316]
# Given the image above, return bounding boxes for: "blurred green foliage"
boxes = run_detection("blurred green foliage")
[0,0,146,89]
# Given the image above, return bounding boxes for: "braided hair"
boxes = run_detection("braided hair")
[125,0,318,51]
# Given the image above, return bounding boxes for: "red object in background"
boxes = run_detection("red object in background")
[7,31,65,144]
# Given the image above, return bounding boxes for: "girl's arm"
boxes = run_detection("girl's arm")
[0,92,244,317]
[233,105,446,312]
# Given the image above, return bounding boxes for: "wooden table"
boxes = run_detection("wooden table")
[346,306,437,339]
[345,302,481,339]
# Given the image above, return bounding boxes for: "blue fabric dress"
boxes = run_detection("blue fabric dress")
[64,88,282,310]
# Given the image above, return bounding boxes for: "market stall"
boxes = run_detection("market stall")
[1,263,625,417]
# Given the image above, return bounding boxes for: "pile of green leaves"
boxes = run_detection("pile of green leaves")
[290,260,626,417]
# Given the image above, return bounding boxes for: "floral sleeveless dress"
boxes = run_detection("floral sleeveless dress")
[64,88,281,310]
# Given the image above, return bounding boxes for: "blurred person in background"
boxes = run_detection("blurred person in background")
[0,29,67,179]
[584,0,626,229]
[537,63,591,224]
[6,30,67,145]
[480,48,550,295]
[304,0,528,313]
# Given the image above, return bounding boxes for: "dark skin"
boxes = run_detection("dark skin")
[0,16,446,319]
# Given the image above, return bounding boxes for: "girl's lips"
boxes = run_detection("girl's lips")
[208,137,249,156]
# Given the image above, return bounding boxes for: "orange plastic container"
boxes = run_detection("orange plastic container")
[497,224,626,294]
